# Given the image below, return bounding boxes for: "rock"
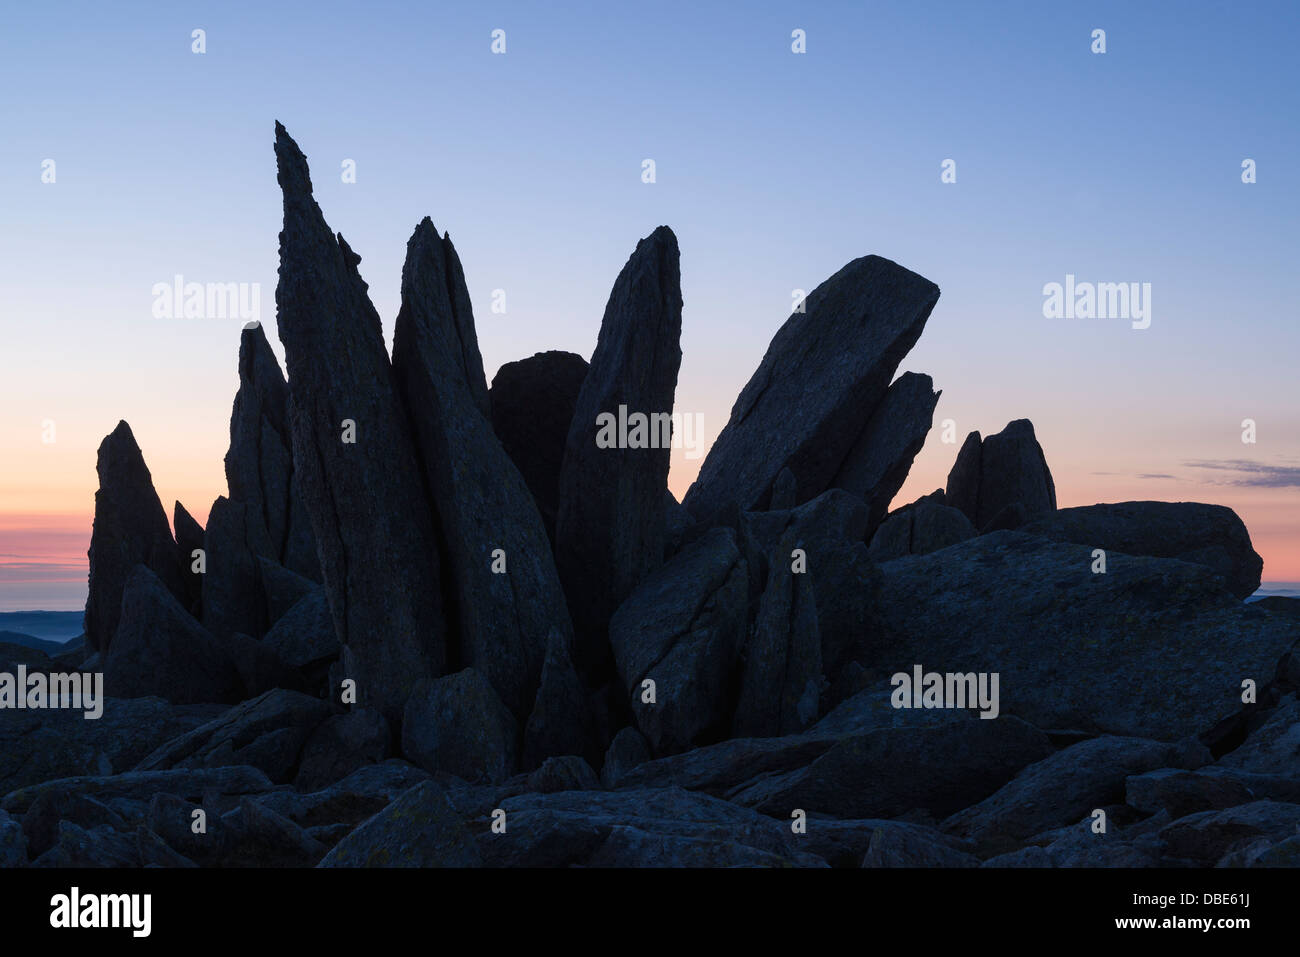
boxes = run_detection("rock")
[294,710,391,792]
[146,793,231,864]
[734,529,823,737]
[135,689,333,783]
[941,736,1206,853]
[258,760,431,831]
[318,780,481,867]
[401,669,518,784]
[32,822,138,868]
[173,501,205,613]
[0,810,25,867]
[0,697,224,798]
[4,765,274,815]
[272,122,447,725]
[1217,695,1300,775]
[226,632,301,699]
[473,787,808,868]
[811,542,880,674]
[769,468,798,511]
[868,501,976,562]
[867,531,1299,740]
[261,587,339,669]
[745,488,870,554]
[830,372,940,535]
[489,351,589,542]
[554,226,684,681]
[1256,596,1300,619]
[104,565,243,705]
[200,496,273,640]
[1125,768,1269,818]
[1020,501,1265,600]
[225,323,320,581]
[526,756,601,793]
[980,501,1029,533]
[616,735,838,795]
[862,821,981,868]
[136,826,198,867]
[522,628,601,771]
[663,491,695,559]
[685,256,940,519]
[1159,801,1300,865]
[609,527,749,754]
[84,420,188,652]
[23,791,126,858]
[729,717,1052,820]
[392,218,571,718]
[258,558,317,626]
[600,727,652,788]
[945,420,1057,529]
[228,797,327,866]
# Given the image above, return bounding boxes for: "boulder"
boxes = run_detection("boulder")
[526,755,601,794]
[944,420,1056,529]
[489,351,589,542]
[868,532,1298,740]
[318,780,481,867]
[272,122,447,724]
[258,557,317,626]
[260,587,339,669]
[1159,801,1300,865]
[554,226,684,681]
[684,256,939,518]
[1217,695,1300,775]
[609,527,749,754]
[200,496,273,641]
[294,710,391,792]
[1020,501,1264,599]
[401,669,518,784]
[522,628,601,771]
[172,500,205,613]
[868,501,976,562]
[84,420,188,652]
[392,217,572,717]
[600,727,652,788]
[830,371,940,535]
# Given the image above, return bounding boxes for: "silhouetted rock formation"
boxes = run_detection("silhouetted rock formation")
[685,256,939,518]
[555,227,684,683]
[201,497,272,641]
[392,217,571,718]
[272,121,446,724]
[489,351,589,542]
[868,501,977,561]
[172,501,205,613]
[1019,501,1264,599]
[945,419,1056,530]
[401,669,517,784]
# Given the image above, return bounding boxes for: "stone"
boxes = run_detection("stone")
[392,217,572,717]
[600,727,653,788]
[201,496,273,641]
[294,710,391,792]
[258,557,318,626]
[172,500,205,613]
[260,587,339,669]
[103,565,243,705]
[868,501,976,562]
[1020,501,1265,600]
[867,532,1299,740]
[944,420,1056,529]
[522,628,601,771]
[1217,695,1300,775]
[84,420,188,652]
[685,256,939,518]
[272,122,447,724]
[554,226,683,681]
[318,781,481,867]
[609,527,749,754]
[401,669,518,785]
[526,755,601,793]
[830,372,940,535]
[1159,801,1300,865]
[489,350,589,542]
[4,765,274,815]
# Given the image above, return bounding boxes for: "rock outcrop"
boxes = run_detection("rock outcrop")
[945,420,1056,530]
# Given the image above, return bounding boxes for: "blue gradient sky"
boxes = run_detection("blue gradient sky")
[1,0,1297,611]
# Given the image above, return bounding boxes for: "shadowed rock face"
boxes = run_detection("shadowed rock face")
[392,217,571,718]
[84,421,187,653]
[1019,501,1264,600]
[945,419,1056,530]
[271,122,446,725]
[225,323,320,582]
[489,351,590,543]
[684,256,940,519]
[201,496,273,641]
[831,371,939,535]
[867,531,1297,741]
[172,501,205,613]
[555,226,684,683]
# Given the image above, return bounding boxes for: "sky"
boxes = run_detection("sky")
[1,0,1297,612]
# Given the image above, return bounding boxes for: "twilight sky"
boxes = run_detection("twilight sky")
[1,0,1297,612]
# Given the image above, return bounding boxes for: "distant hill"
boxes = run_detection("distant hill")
[0,630,69,655]
[0,611,84,643]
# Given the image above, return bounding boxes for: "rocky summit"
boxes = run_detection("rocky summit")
[12,123,1295,870]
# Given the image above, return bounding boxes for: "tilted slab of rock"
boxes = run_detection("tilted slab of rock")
[1158,800,1300,866]
[272,122,446,723]
[135,688,333,784]
[941,735,1208,854]
[392,218,571,717]
[684,256,940,519]
[401,668,519,785]
[84,420,188,652]
[318,780,482,867]
[0,697,225,798]
[201,496,273,640]
[260,587,339,668]
[104,565,243,705]
[172,501,205,613]
[522,628,602,770]
[609,527,749,754]
[830,371,940,535]
[554,226,683,681]
[1019,501,1264,600]
[945,419,1056,530]
[867,531,1298,740]
[225,322,320,581]
[1216,694,1300,775]
[868,500,976,562]
[3,765,273,815]
[489,350,589,542]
